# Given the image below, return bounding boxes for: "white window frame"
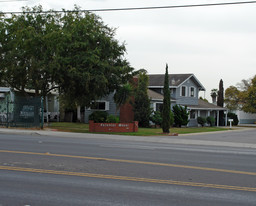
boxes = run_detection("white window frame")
[180,86,187,97]
[190,86,196,97]
[88,101,109,111]
[153,102,163,112]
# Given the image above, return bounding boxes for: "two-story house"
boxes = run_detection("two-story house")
[84,73,228,127]
[148,74,228,127]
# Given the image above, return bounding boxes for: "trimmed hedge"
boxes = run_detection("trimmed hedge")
[206,116,215,127]
[89,111,108,123]
[197,117,206,127]
[227,112,239,126]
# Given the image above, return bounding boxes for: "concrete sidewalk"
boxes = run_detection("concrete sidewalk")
[0,127,255,149]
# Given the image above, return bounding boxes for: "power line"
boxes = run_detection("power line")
[0,0,27,2]
[1,1,256,14]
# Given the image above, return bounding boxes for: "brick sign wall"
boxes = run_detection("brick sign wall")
[89,121,138,133]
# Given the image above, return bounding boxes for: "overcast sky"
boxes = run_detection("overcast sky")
[1,0,256,100]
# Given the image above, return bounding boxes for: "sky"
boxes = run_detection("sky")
[1,0,256,101]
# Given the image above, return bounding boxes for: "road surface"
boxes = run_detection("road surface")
[0,130,256,205]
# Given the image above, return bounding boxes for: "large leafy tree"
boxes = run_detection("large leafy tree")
[0,6,135,121]
[224,75,256,113]
[224,86,240,111]
[133,71,151,127]
[162,64,171,133]
[58,8,134,108]
[242,75,256,113]
[0,6,61,97]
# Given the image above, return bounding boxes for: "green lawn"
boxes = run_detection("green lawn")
[47,122,229,136]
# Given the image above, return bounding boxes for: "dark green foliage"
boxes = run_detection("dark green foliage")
[150,111,162,126]
[227,112,239,126]
[162,64,171,133]
[114,83,133,109]
[106,115,120,123]
[217,80,224,107]
[197,117,206,127]
[0,5,134,108]
[133,72,151,127]
[243,75,256,113]
[206,116,215,127]
[89,111,108,123]
[150,110,174,127]
[217,79,225,126]
[0,5,61,97]
[172,105,189,127]
[170,110,174,126]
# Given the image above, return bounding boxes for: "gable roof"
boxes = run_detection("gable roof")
[148,74,206,91]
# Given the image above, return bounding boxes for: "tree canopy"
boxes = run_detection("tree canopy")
[0,5,134,107]
[225,75,256,113]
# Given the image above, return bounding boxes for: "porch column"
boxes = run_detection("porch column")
[217,110,219,127]
[225,111,228,126]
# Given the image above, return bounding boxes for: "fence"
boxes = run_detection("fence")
[0,95,43,128]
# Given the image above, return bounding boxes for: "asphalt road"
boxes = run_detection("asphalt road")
[0,130,256,206]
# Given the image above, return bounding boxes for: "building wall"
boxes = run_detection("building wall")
[175,79,199,106]
[236,110,256,124]
[84,92,120,123]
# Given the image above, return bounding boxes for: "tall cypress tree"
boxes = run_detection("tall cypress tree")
[162,64,171,133]
[217,79,224,107]
[217,79,224,126]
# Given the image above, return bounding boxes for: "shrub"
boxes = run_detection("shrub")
[150,111,162,126]
[106,115,120,123]
[206,116,215,127]
[227,112,239,126]
[170,110,174,127]
[89,111,108,123]
[197,117,206,127]
[172,105,189,127]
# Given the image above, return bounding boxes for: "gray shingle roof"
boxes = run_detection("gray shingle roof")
[186,99,227,110]
[148,74,192,87]
[147,89,176,101]
[148,74,205,91]
[147,89,163,100]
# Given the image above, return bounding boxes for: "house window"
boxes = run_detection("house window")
[181,86,187,97]
[190,110,196,119]
[90,101,109,111]
[190,87,195,97]
[155,103,163,112]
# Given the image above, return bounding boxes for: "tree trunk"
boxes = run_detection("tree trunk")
[77,105,81,122]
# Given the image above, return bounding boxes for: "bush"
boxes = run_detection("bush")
[172,105,189,127]
[89,111,108,123]
[227,112,239,126]
[150,111,162,126]
[106,115,120,123]
[170,110,174,127]
[197,117,206,127]
[206,116,215,127]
